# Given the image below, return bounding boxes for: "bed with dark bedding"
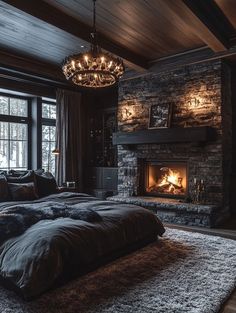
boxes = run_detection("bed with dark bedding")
[0,192,165,300]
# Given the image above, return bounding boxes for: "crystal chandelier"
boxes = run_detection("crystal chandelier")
[62,0,125,88]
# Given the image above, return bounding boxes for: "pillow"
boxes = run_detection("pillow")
[7,169,29,177]
[34,169,45,175]
[8,182,38,201]
[6,170,36,184]
[35,172,57,197]
[0,175,9,202]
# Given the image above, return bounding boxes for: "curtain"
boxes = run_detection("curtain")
[55,89,85,191]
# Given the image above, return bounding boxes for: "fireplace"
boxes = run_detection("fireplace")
[143,160,188,198]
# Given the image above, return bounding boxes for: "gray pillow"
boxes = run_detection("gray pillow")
[8,182,39,201]
[7,170,28,177]
[7,170,35,183]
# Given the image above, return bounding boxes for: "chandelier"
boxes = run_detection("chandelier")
[62,0,125,88]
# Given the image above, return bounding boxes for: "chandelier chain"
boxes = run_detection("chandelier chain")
[93,0,96,34]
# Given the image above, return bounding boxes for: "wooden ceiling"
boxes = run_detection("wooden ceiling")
[43,0,204,60]
[1,0,236,84]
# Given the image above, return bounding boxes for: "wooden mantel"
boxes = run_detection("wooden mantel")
[112,126,217,146]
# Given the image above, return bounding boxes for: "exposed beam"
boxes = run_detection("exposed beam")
[0,49,66,84]
[150,45,236,72]
[164,0,234,52]
[122,45,236,81]
[0,76,56,98]
[3,0,148,71]
[149,46,215,73]
[182,0,235,50]
[0,67,65,89]
[0,49,87,92]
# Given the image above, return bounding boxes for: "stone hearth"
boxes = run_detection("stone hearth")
[108,196,221,227]
[115,60,232,227]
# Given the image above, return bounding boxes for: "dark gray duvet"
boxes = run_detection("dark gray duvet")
[0,192,165,299]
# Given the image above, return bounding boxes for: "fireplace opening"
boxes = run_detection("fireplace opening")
[144,160,188,198]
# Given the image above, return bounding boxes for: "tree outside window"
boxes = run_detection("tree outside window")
[0,96,28,171]
[41,102,56,175]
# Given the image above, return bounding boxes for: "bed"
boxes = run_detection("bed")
[0,192,165,300]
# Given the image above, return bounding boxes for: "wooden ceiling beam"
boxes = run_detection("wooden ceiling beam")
[0,49,66,84]
[149,45,236,73]
[2,0,148,71]
[0,75,56,98]
[182,0,235,50]
[0,49,87,92]
[122,45,236,81]
[165,0,235,52]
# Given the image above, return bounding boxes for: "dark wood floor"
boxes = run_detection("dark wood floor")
[166,217,236,313]
[220,291,236,313]
[165,217,236,240]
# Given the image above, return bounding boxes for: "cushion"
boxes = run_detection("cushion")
[7,170,35,183]
[0,175,9,202]
[8,182,38,201]
[35,172,57,197]
[34,169,45,175]
[7,170,28,177]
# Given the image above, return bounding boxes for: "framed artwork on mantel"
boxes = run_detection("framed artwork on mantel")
[148,103,172,129]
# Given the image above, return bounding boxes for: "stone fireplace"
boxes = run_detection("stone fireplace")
[110,60,232,227]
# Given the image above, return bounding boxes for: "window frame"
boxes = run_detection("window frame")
[41,100,56,127]
[41,100,57,173]
[0,92,32,170]
[0,92,57,172]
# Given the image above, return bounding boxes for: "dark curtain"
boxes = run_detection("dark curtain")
[55,89,85,191]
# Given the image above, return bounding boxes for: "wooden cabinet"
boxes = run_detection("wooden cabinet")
[85,105,118,198]
[87,107,117,167]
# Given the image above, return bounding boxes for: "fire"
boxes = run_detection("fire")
[147,167,185,195]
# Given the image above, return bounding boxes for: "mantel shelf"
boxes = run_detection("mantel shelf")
[112,126,217,146]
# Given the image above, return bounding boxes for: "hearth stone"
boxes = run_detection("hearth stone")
[107,195,224,227]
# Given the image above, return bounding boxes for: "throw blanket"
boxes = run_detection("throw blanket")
[0,204,102,245]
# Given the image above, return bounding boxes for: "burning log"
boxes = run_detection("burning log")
[166,180,183,190]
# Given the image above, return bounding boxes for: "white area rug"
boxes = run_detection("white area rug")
[0,228,235,313]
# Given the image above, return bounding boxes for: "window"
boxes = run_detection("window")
[0,95,29,171]
[41,101,56,174]
[0,91,57,175]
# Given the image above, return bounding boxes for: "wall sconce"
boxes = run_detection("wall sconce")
[122,107,133,119]
[188,98,201,108]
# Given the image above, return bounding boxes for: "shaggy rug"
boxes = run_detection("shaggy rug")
[0,228,236,313]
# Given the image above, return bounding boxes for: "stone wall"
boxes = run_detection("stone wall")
[117,60,231,217]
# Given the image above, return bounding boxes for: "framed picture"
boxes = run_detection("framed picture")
[148,103,172,129]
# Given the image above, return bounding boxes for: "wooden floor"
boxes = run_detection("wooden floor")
[220,291,236,313]
[166,217,236,313]
[165,217,236,240]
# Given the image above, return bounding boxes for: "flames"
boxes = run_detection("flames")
[147,167,185,196]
